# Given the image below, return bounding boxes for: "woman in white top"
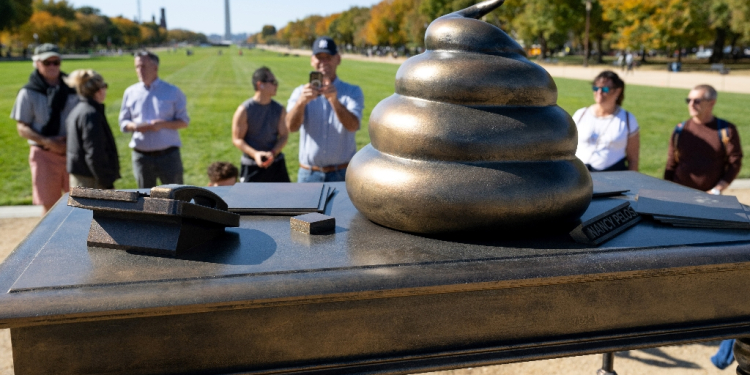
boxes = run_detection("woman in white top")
[573,70,640,172]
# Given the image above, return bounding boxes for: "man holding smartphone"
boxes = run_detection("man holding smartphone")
[287,36,365,182]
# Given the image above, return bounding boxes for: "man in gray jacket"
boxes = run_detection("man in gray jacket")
[10,44,78,213]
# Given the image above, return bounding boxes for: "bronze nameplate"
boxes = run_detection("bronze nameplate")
[570,200,641,246]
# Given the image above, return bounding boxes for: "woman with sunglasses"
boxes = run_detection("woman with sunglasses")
[231,66,291,182]
[573,70,640,172]
[64,69,120,189]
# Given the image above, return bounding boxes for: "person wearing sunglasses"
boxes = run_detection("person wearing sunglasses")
[10,43,78,213]
[231,66,291,182]
[573,70,639,172]
[664,84,742,195]
[64,70,120,189]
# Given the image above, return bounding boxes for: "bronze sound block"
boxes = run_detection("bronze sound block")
[346,0,592,235]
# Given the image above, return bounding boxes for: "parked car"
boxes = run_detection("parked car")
[695,49,712,58]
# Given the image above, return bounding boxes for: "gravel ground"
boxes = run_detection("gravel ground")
[0,217,41,375]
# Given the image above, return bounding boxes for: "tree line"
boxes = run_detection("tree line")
[2,0,748,62]
[250,0,750,63]
[0,0,208,54]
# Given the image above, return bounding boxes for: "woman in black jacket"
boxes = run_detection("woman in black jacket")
[64,69,120,189]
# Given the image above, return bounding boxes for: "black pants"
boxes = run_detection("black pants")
[586,157,628,172]
[240,156,291,183]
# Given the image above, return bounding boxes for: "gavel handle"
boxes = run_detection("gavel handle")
[150,185,229,211]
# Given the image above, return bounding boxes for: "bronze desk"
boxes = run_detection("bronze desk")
[1,172,749,375]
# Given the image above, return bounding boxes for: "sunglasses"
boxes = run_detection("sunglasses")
[685,98,704,104]
[592,86,611,93]
[263,79,278,85]
[42,59,61,66]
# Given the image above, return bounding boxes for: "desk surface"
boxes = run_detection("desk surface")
[4,172,750,374]
[2,172,750,327]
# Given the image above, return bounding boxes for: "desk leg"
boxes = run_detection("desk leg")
[596,352,617,375]
[735,338,750,375]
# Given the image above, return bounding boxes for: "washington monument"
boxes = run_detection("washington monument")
[224,0,231,41]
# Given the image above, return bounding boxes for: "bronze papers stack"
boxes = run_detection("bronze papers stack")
[220,183,335,215]
[635,189,750,229]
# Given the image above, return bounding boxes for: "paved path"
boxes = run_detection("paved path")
[541,64,749,94]
[260,45,750,94]
[0,205,43,219]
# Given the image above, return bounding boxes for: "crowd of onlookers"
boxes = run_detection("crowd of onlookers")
[10,39,742,216]
[11,36,363,213]
[573,69,742,197]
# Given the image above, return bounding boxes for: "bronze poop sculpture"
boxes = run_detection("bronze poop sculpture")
[346,0,592,235]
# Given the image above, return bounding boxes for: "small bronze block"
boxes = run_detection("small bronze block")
[291,213,335,234]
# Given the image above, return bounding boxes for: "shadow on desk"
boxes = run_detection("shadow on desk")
[175,229,276,265]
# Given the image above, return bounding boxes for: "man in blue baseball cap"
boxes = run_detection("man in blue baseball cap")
[286,36,365,182]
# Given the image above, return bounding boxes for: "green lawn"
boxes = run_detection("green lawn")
[1,46,749,205]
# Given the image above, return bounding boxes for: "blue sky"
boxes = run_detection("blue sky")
[69,0,379,36]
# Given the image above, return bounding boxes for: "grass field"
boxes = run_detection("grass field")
[1,46,749,205]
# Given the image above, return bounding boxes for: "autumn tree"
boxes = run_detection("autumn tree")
[0,0,32,32]
[139,21,166,46]
[247,25,277,44]
[508,0,577,59]
[277,15,322,48]
[18,10,72,45]
[316,13,340,38]
[111,16,141,47]
[402,3,428,47]
[482,0,525,33]
[417,0,477,21]
[168,28,207,44]
[649,0,709,62]
[70,11,109,48]
[363,0,419,47]
[600,0,660,61]
[258,24,278,44]
[417,0,450,21]
[727,0,750,41]
[587,1,612,63]
[327,6,371,48]
[601,0,744,62]
[701,0,750,62]
[5,1,208,50]
[261,25,276,37]
[33,0,75,20]
[76,6,99,15]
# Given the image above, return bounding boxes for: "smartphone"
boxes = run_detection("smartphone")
[309,71,323,89]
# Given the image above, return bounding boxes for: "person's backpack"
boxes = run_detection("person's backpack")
[672,118,730,163]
